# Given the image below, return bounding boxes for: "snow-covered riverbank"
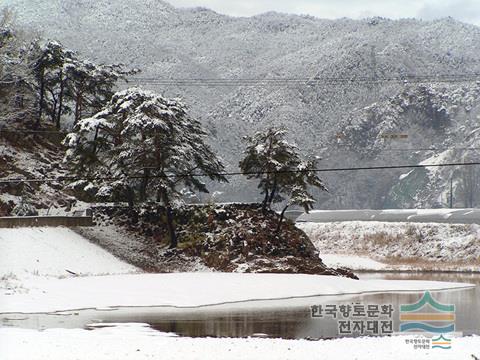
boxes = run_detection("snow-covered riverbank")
[319,254,391,271]
[0,227,475,314]
[0,227,478,359]
[1,325,479,360]
[0,227,140,299]
[1,272,474,313]
[298,221,480,271]
[0,227,139,278]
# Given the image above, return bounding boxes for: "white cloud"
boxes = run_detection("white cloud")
[167,0,480,25]
[418,0,480,25]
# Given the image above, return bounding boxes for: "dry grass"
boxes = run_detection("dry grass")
[362,232,403,247]
[382,256,480,270]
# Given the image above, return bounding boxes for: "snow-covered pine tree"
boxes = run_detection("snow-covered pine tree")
[28,39,132,129]
[274,160,327,232]
[239,127,327,231]
[64,60,131,125]
[64,87,227,248]
[30,40,60,128]
[29,40,75,128]
[11,197,38,216]
[239,127,295,212]
[0,12,35,126]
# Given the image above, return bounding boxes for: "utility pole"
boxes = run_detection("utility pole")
[449,177,453,209]
[370,45,379,102]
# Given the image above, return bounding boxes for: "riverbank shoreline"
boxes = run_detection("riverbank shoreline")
[318,253,480,273]
[2,272,474,314]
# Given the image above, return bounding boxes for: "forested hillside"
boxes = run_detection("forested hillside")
[3,0,480,208]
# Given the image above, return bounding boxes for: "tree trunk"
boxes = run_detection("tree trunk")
[267,179,277,208]
[92,125,100,155]
[35,70,45,129]
[275,204,289,234]
[50,96,57,124]
[161,190,178,248]
[139,168,150,202]
[166,204,177,249]
[74,91,83,124]
[261,189,269,213]
[125,186,135,209]
[78,95,83,121]
[56,73,64,129]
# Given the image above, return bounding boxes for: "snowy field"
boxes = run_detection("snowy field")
[1,325,479,360]
[0,227,139,298]
[0,227,138,278]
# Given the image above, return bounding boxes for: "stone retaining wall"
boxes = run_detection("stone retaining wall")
[0,216,93,228]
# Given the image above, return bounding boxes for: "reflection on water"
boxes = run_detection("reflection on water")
[149,311,311,339]
[358,272,480,338]
[1,272,479,339]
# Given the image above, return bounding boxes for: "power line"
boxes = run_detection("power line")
[127,74,480,87]
[1,161,480,185]
[2,129,480,153]
[334,147,480,152]
[0,129,67,134]
[130,74,480,81]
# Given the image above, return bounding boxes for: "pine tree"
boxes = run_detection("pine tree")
[239,127,327,232]
[0,12,35,126]
[30,40,57,129]
[64,87,227,248]
[29,39,132,129]
[30,41,75,128]
[64,60,131,125]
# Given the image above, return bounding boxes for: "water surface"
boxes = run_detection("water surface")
[1,272,478,339]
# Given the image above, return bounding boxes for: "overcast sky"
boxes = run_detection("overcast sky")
[168,0,480,26]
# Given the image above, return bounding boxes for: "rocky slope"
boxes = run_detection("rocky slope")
[0,128,78,215]
[4,0,480,208]
[76,203,357,278]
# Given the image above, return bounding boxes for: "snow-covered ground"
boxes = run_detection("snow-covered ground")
[1,325,479,360]
[0,226,478,359]
[0,227,139,297]
[299,221,480,271]
[319,254,390,271]
[0,227,138,278]
[0,227,475,313]
[0,272,473,313]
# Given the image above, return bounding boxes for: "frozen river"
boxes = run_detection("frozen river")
[2,272,478,339]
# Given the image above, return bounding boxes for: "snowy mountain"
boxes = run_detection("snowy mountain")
[337,83,480,208]
[4,0,480,208]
